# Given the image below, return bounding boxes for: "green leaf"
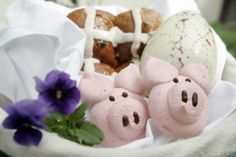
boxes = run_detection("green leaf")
[44,113,66,127]
[43,101,104,146]
[49,124,67,133]
[75,121,104,145]
[68,101,90,123]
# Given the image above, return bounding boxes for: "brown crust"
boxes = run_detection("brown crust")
[115,43,133,64]
[141,8,162,32]
[115,43,145,65]
[115,8,162,33]
[115,8,161,65]
[94,10,116,30]
[94,63,115,75]
[68,9,117,67]
[67,9,115,30]
[93,40,118,67]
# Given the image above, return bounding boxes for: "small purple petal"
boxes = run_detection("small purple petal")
[28,117,47,129]
[4,104,17,116]
[70,87,81,102]
[2,116,22,129]
[58,100,77,115]
[57,89,80,115]
[59,76,77,90]
[26,100,48,119]
[14,127,42,146]
[48,105,56,113]
[14,100,48,119]
[38,94,54,106]
[34,77,47,93]
[45,70,61,88]
[2,99,48,130]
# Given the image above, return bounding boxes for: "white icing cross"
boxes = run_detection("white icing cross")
[83,58,100,73]
[84,7,96,58]
[131,8,142,59]
[83,7,153,72]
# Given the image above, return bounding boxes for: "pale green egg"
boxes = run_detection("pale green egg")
[140,11,217,80]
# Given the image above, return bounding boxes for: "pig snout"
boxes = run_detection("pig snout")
[107,98,148,140]
[167,79,208,124]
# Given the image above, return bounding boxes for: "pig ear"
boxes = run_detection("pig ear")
[142,57,178,89]
[180,64,212,94]
[79,73,114,104]
[115,64,145,95]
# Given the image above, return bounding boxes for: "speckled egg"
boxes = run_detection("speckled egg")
[140,11,217,80]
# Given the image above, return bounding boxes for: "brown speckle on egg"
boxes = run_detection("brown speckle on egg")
[174,41,179,45]
[180,18,188,23]
[177,47,184,54]
[178,57,184,68]
[140,11,217,80]
[208,28,212,33]
[205,39,211,46]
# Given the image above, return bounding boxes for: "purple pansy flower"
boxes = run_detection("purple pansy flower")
[2,100,48,146]
[35,70,80,115]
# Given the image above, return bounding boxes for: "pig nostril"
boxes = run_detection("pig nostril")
[192,92,198,107]
[122,116,129,127]
[109,96,115,102]
[181,90,188,103]
[133,112,140,124]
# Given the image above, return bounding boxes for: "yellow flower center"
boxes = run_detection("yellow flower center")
[56,91,63,100]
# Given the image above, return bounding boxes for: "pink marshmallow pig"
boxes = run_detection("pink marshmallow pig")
[142,57,211,138]
[79,64,148,147]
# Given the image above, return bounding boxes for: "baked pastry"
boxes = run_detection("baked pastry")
[115,8,162,65]
[68,9,118,67]
[67,7,162,73]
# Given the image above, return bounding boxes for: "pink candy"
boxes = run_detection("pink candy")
[79,64,148,147]
[79,56,212,147]
[142,57,211,138]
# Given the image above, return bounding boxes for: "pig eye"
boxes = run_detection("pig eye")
[109,96,115,102]
[173,78,179,83]
[122,115,129,127]
[122,92,128,98]
[133,112,140,124]
[185,78,191,82]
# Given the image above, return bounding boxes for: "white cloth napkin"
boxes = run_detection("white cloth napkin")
[0,27,59,101]
[0,0,87,101]
[7,0,86,79]
[0,0,236,155]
